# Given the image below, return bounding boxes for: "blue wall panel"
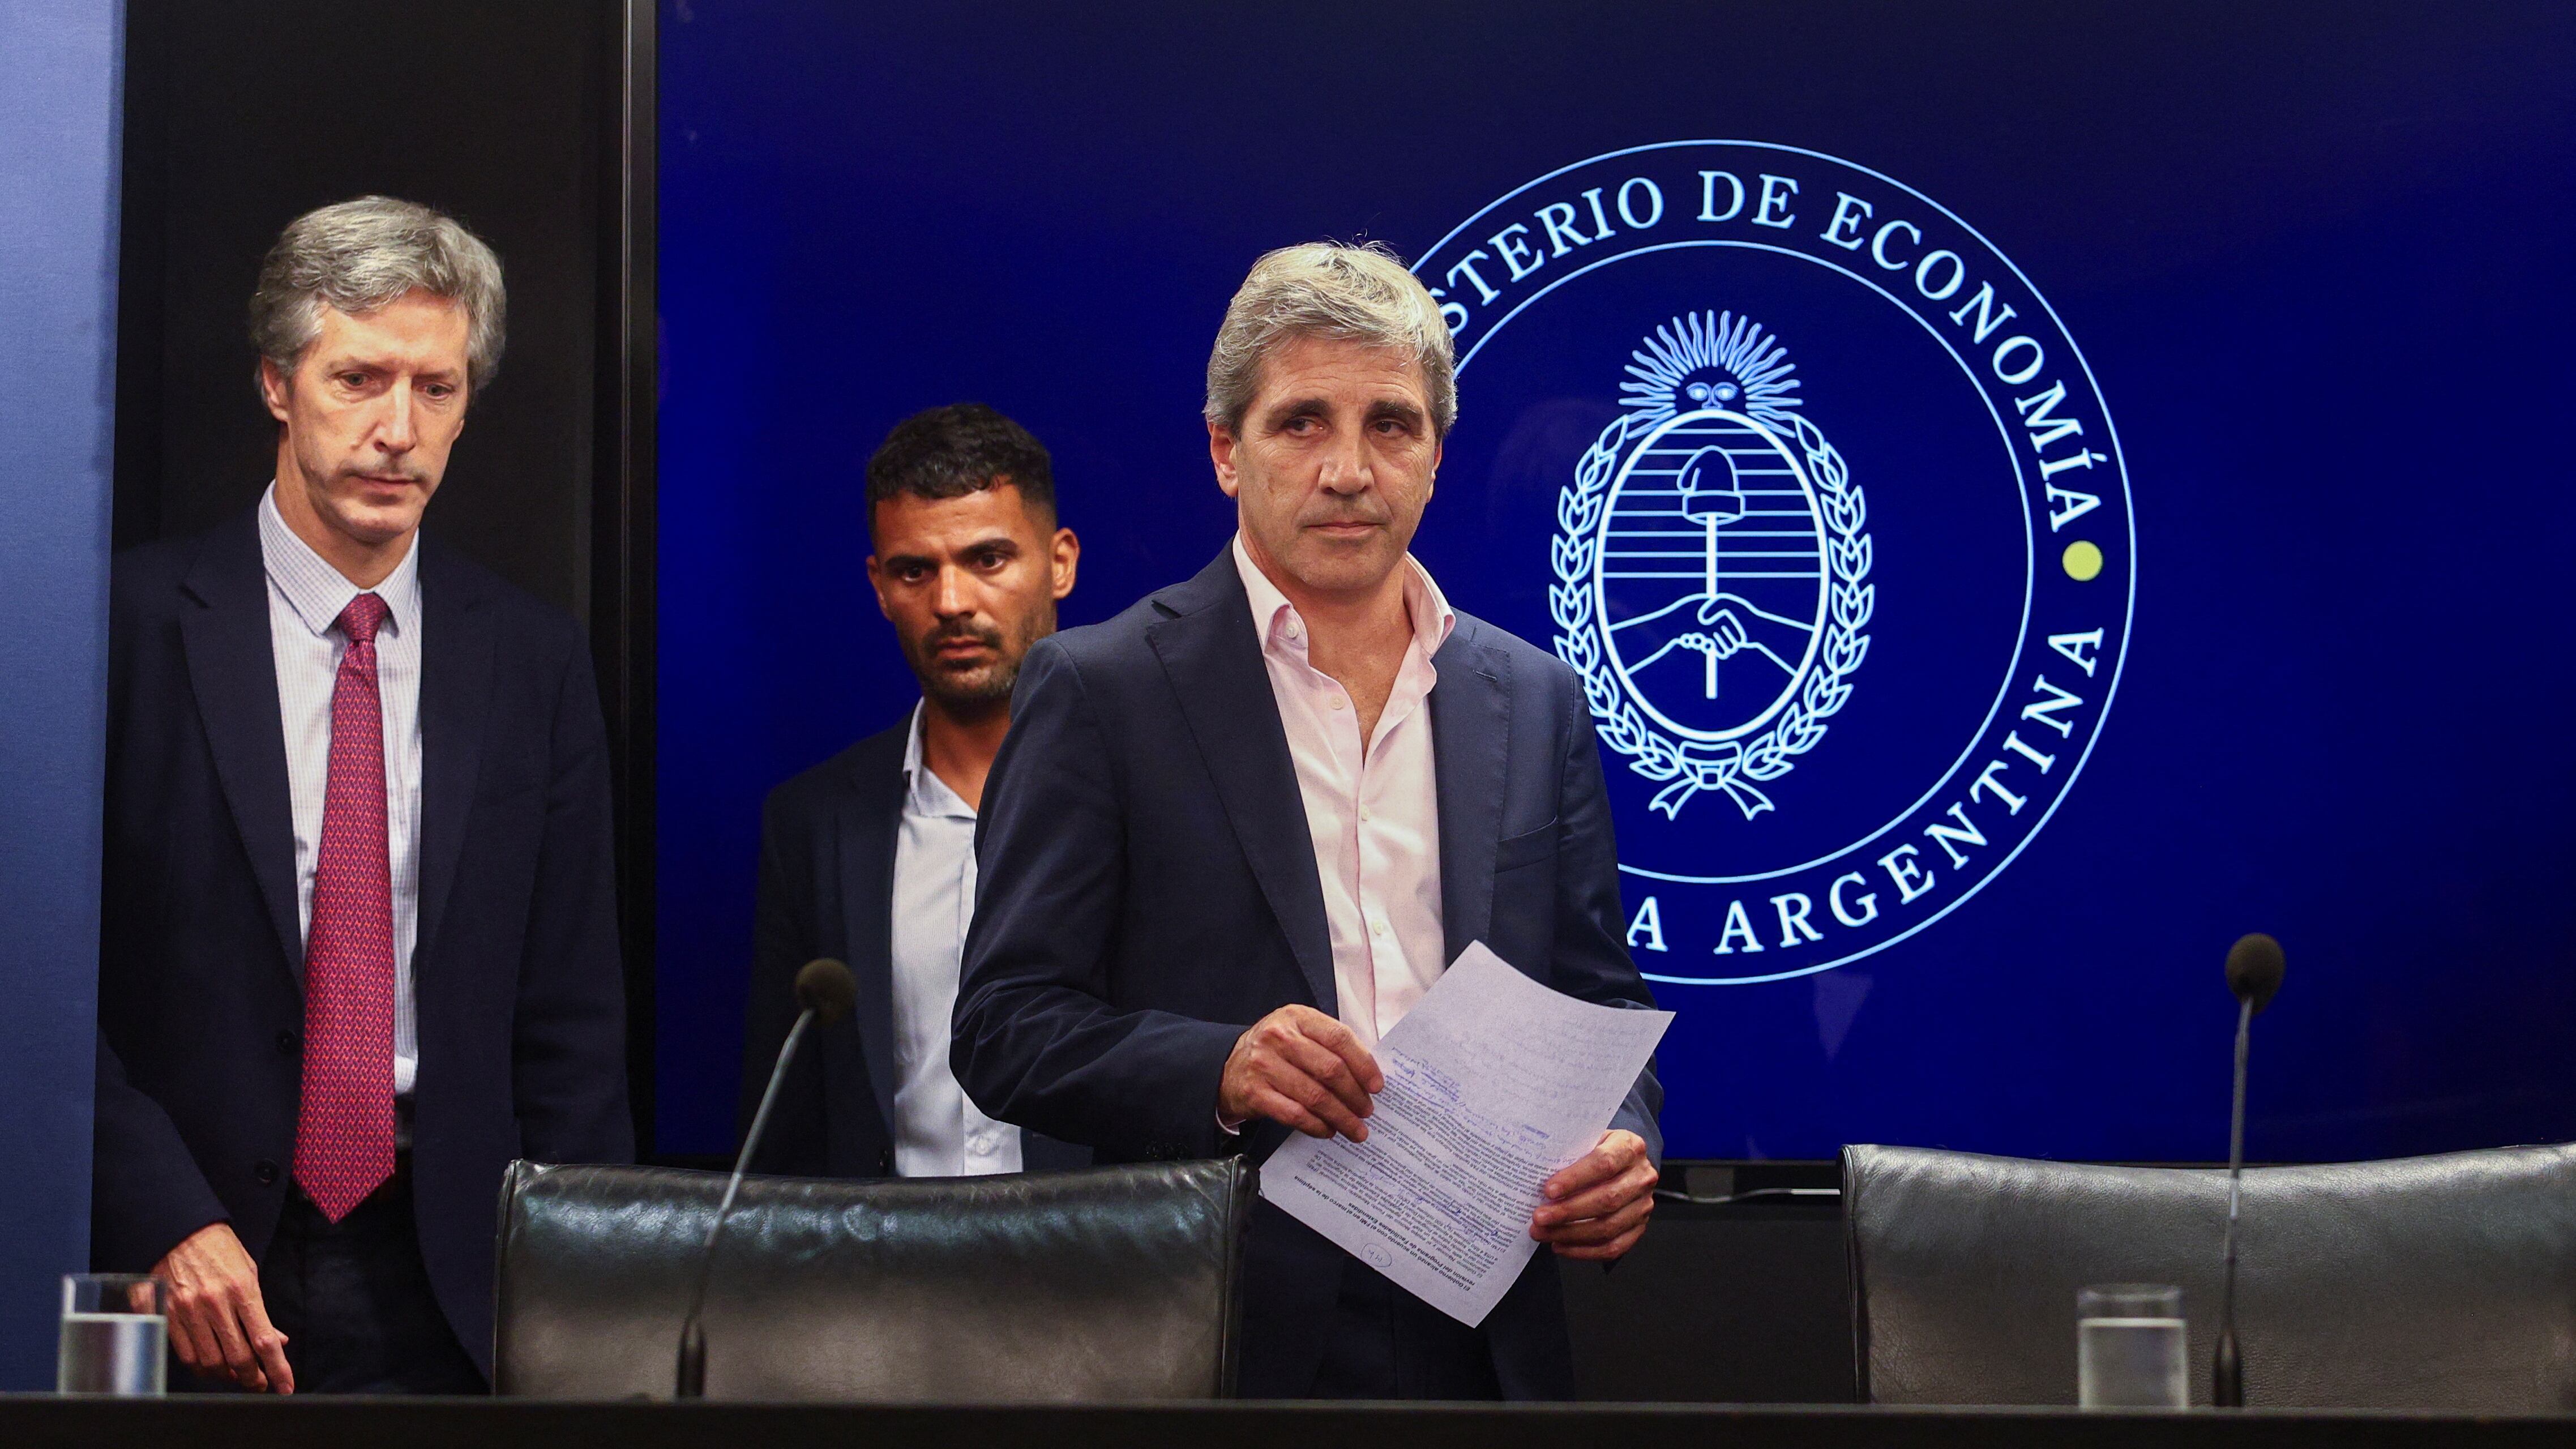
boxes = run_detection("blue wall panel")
[657,2,2576,1163]
[0,0,121,1389]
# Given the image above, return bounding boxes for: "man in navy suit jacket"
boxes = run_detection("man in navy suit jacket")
[955,243,1662,1399]
[94,198,630,1394]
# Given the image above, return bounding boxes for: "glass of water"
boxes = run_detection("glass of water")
[2077,1283,2187,1409]
[59,1273,167,1396]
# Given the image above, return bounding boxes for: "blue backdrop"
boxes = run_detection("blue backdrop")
[0,0,121,1388]
[656,2,2576,1163]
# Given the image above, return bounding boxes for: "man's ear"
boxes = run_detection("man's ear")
[1208,419,1242,498]
[1050,526,1080,601]
[258,358,292,424]
[863,553,893,621]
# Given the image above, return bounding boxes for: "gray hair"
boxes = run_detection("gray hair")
[1204,241,1457,438]
[249,195,506,392]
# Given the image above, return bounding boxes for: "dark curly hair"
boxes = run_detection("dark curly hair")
[864,403,1055,532]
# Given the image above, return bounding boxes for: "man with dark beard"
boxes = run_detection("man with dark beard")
[736,404,1088,1177]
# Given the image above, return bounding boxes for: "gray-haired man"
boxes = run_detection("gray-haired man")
[95,196,631,1394]
[956,243,1662,1397]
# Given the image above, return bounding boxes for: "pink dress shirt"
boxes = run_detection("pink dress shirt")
[1233,534,1457,1051]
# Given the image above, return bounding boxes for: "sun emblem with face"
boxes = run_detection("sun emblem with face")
[1620,310,1803,427]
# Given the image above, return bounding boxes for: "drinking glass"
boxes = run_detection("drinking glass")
[58,1273,167,1396]
[2077,1283,2186,1409]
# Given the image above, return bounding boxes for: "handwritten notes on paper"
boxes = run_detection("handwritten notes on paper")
[1259,942,1672,1326]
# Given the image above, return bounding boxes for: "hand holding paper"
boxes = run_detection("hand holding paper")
[1258,942,1672,1326]
[1218,1003,1383,1142]
[1533,1126,1660,1261]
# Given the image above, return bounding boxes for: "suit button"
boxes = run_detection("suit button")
[253,1160,280,1186]
[275,1029,301,1056]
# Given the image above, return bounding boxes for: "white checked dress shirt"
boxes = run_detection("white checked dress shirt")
[1232,535,1457,1051]
[258,484,422,1100]
[889,704,1023,1176]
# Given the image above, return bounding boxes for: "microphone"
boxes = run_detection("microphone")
[793,954,859,1025]
[2214,932,2284,1408]
[676,958,855,1399]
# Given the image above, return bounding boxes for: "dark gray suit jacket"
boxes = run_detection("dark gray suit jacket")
[95,506,633,1382]
[954,548,1662,1399]
[738,717,1088,1176]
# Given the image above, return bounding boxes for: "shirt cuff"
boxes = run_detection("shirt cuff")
[1216,1110,1244,1135]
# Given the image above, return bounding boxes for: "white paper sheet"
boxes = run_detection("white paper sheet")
[1257,941,1673,1326]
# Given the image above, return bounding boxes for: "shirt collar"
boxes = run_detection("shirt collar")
[258,481,422,642]
[1230,531,1455,661]
[899,700,976,820]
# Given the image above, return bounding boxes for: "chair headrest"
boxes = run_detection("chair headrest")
[1840,1143,2576,1411]
[494,1159,1253,1401]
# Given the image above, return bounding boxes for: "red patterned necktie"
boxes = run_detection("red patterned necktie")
[294,592,397,1223]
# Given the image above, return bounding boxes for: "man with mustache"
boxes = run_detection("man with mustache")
[95,197,632,1393]
[955,243,1662,1397]
[737,404,1087,1179]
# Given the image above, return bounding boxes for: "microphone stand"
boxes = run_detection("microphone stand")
[2215,995,2252,1408]
[677,1007,815,1399]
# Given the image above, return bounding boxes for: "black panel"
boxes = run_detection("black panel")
[1566,1165,1855,1403]
[593,0,659,1165]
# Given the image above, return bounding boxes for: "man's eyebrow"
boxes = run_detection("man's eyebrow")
[321,352,464,381]
[1366,398,1427,426]
[1261,395,1333,424]
[878,534,1022,570]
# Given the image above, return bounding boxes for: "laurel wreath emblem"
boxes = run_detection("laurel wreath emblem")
[1552,409,1875,819]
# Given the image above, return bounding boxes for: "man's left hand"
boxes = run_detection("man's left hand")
[1531,1129,1657,1262]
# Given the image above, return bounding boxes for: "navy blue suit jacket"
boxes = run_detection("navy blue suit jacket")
[93,506,634,1381]
[738,719,1087,1176]
[954,548,1662,1399]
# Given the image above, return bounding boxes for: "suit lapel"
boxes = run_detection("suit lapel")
[838,745,904,1127]
[1146,553,1337,1013]
[1432,619,1513,968]
[413,536,496,969]
[178,512,305,985]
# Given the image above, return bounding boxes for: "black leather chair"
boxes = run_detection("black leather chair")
[1841,1143,2576,1411]
[493,1158,1252,1401]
